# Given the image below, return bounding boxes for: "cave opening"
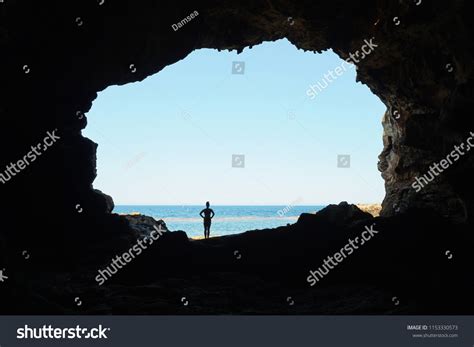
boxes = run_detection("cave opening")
[83,39,386,238]
[2,0,473,316]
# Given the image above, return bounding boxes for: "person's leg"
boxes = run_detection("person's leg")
[204,220,210,238]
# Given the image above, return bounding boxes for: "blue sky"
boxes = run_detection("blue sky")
[84,39,386,205]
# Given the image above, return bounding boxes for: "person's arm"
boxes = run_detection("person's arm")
[200,209,205,218]
[210,209,215,219]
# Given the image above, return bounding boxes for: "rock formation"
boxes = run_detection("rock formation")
[2,0,472,227]
[1,0,473,314]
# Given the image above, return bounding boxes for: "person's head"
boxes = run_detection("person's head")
[206,201,210,208]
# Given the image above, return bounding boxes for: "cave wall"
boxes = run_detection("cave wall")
[1,0,473,258]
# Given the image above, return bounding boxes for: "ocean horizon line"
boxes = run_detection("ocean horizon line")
[114,204,330,206]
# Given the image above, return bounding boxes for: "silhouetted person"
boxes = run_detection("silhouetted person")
[200,201,215,239]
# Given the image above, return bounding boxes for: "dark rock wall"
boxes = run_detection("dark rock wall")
[1,0,473,257]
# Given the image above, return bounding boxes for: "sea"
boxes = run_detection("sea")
[114,205,325,238]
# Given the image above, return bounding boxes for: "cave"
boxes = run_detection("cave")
[1,0,473,314]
